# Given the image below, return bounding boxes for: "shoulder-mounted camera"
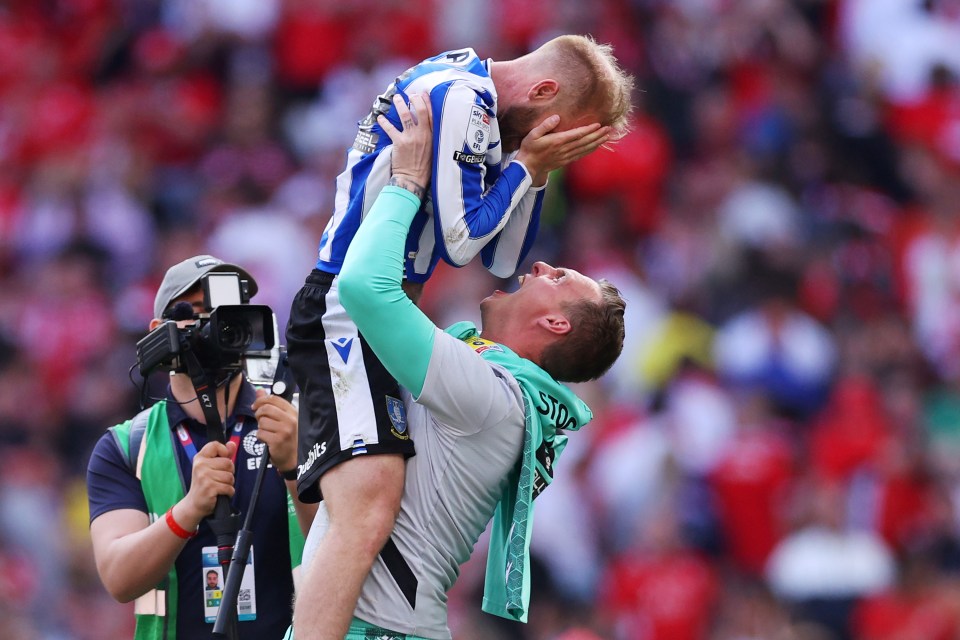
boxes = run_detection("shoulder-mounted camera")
[136,272,275,377]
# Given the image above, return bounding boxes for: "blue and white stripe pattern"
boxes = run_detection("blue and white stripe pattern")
[315,48,544,283]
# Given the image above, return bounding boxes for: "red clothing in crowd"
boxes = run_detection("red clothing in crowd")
[854,588,960,640]
[601,550,718,640]
[710,426,794,575]
[809,376,892,481]
[885,84,960,169]
[565,114,672,236]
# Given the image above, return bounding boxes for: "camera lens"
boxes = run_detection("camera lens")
[217,320,253,351]
[206,304,274,360]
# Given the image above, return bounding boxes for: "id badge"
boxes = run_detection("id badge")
[202,546,257,623]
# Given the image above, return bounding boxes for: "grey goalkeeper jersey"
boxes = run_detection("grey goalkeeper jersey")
[301,327,525,639]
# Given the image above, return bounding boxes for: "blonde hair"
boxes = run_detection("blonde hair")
[536,34,635,139]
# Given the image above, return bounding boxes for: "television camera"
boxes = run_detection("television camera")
[135,271,279,384]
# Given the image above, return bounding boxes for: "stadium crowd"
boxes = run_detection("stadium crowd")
[1,0,960,638]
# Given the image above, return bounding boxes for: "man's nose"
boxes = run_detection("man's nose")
[531,261,555,277]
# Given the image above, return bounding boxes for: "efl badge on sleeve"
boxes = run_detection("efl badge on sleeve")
[465,106,491,154]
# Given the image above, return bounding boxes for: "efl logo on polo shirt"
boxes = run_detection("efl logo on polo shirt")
[465,106,491,153]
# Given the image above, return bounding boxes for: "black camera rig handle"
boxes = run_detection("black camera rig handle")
[179,348,241,640]
[213,348,296,639]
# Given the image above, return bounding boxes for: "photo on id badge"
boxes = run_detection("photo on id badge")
[202,546,257,622]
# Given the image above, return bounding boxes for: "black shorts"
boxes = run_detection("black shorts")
[286,269,416,503]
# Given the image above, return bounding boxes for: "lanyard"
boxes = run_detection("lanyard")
[175,418,245,465]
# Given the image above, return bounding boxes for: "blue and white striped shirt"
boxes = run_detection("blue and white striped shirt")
[315,48,545,283]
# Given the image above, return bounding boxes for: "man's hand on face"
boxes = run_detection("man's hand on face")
[515,117,611,186]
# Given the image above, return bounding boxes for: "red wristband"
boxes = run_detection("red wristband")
[165,506,198,539]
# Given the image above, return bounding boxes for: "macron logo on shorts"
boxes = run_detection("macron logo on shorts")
[330,337,353,363]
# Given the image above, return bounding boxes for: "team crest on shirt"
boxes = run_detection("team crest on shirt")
[385,396,409,440]
[465,106,491,154]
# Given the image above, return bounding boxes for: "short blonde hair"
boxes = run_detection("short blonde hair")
[538,34,635,139]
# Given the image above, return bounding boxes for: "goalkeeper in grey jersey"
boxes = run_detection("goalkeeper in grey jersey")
[288,94,625,640]
[288,34,635,640]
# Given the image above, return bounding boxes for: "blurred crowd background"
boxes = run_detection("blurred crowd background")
[1,0,960,638]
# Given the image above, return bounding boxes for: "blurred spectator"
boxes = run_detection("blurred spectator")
[599,504,719,640]
[657,365,736,555]
[766,478,896,640]
[7,244,117,424]
[713,256,837,420]
[587,406,672,553]
[0,446,70,637]
[709,394,796,577]
[709,576,798,640]
[894,147,960,379]
[839,0,960,104]
[808,376,893,483]
[852,542,960,640]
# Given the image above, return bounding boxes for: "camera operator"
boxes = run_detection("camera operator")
[86,255,316,640]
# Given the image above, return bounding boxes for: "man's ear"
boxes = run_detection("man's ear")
[148,319,161,331]
[537,313,571,336]
[527,79,559,102]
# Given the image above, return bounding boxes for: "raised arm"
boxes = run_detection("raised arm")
[338,94,437,398]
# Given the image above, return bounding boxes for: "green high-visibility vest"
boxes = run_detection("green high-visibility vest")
[108,401,305,640]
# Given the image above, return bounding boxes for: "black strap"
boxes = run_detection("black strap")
[379,537,418,610]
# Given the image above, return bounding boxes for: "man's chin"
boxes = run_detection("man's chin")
[479,297,495,321]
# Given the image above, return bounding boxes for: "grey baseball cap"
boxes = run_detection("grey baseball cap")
[153,255,259,319]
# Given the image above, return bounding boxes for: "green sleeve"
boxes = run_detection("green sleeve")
[338,186,435,397]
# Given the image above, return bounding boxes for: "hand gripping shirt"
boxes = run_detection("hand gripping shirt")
[315,48,545,283]
[313,187,592,638]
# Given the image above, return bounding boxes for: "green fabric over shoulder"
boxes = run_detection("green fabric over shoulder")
[109,401,183,640]
[444,322,592,623]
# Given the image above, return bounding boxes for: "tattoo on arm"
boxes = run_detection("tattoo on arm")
[388,176,426,201]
